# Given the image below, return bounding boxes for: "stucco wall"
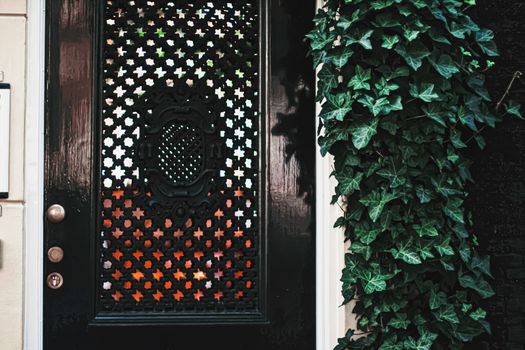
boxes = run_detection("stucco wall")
[0,1,26,350]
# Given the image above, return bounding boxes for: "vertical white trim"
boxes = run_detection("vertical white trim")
[24,0,46,349]
[315,0,347,349]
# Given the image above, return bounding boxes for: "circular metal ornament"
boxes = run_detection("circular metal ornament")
[47,246,64,263]
[47,272,64,290]
[46,204,66,224]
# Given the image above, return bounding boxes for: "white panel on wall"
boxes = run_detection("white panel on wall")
[0,84,10,198]
[0,16,26,201]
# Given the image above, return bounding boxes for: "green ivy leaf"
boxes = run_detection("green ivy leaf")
[421,104,447,127]
[373,13,401,28]
[337,172,364,195]
[417,240,436,260]
[458,273,496,299]
[504,100,523,119]
[321,93,353,121]
[359,190,398,222]
[362,272,389,294]
[429,53,460,79]
[358,96,391,116]
[475,29,499,56]
[375,77,400,96]
[355,226,382,245]
[392,239,423,265]
[306,30,335,50]
[435,238,455,257]
[429,288,447,310]
[379,337,404,350]
[415,186,435,203]
[345,29,374,50]
[382,34,400,49]
[434,304,460,324]
[388,313,410,329]
[470,308,487,321]
[377,164,407,188]
[371,0,395,10]
[332,50,354,68]
[395,42,430,70]
[348,65,372,90]
[444,198,465,224]
[351,119,379,149]
[468,254,493,278]
[409,83,440,102]
[413,223,439,237]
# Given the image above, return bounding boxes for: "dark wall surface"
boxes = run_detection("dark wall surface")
[468,1,525,349]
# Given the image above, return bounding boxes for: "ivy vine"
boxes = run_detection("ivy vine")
[307,0,522,349]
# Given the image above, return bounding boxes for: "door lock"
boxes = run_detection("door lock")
[46,204,66,224]
[47,272,64,290]
[47,246,64,263]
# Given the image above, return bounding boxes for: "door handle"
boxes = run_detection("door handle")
[46,204,66,223]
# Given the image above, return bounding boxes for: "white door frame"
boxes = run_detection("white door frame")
[24,0,46,349]
[23,1,346,348]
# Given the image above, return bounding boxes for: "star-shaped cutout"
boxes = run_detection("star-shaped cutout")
[154,28,166,38]
[131,269,144,281]
[112,249,123,261]
[193,227,204,240]
[214,291,224,301]
[112,291,123,302]
[214,269,224,280]
[152,269,164,281]
[173,269,186,281]
[173,250,184,261]
[153,290,164,302]
[193,289,204,301]
[153,228,164,239]
[193,270,207,281]
[234,187,244,198]
[132,249,143,261]
[214,228,224,240]
[132,290,143,302]
[173,290,184,301]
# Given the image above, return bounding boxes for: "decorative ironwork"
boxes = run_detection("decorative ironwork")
[136,84,222,222]
[99,0,262,319]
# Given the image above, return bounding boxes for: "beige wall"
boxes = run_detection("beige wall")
[0,1,26,350]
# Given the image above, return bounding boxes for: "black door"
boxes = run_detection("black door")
[44,0,316,349]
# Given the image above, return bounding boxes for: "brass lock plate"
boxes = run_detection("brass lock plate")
[47,272,64,289]
[47,246,64,263]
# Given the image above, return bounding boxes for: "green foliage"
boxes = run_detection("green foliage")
[307,0,522,348]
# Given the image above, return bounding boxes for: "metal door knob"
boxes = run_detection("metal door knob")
[47,204,66,223]
[48,246,64,263]
[47,272,64,289]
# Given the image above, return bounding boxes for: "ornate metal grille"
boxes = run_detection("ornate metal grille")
[98,0,262,320]
[158,120,204,185]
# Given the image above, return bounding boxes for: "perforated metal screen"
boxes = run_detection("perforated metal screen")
[98,0,263,320]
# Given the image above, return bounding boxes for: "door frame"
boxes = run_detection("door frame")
[23,0,346,348]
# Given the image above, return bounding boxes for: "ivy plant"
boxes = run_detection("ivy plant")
[307,0,522,349]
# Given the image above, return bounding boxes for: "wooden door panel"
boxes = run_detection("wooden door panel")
[44,0,316,349]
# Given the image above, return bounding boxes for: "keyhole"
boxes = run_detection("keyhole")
[47,272,64,289]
